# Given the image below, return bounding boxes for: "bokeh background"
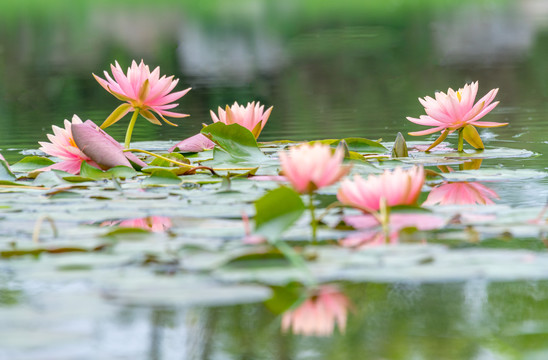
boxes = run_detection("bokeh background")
[2,0,548,159]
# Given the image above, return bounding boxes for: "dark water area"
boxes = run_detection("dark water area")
[2,1,548,359]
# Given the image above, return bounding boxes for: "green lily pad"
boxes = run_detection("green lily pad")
[441,169,547,182]
[201,122,267,162]
[254,186,306,241]
[11,156,54,172]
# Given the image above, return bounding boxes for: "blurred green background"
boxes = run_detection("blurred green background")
[2,0,546,161]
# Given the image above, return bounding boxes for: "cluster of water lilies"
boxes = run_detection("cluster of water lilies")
[0,60,513,337]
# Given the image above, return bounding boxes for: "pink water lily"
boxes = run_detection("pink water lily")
[169,133,215,153]
[72,120,147,170]
[94,60,191,148]
[407,82,507,151]
[211,101,272,138]
[424,181,499,205]
[281,285,350,337]
[170,101,272,153]
[38,115,101,175]
[337,166,424,213]
[279,143,351,194]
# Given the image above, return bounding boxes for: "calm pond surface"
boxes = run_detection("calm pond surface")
[2,0,548,359]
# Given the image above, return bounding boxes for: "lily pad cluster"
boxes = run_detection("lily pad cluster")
[1,61,547,339]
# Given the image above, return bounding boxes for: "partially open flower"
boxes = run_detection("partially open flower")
[170,101,272,153]
[279,143,351,194]
[38,115,100,175]
[337,166,424,213]
[211,101,272,139]
[407,82,507,151]
[281,285,350,337]
[71,120,147,170]
[424,181,499,205]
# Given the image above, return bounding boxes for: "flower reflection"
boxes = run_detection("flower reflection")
[281,285,350,337]
[424,181,499,205]
[101,216,172,233]
[340,213,446,249]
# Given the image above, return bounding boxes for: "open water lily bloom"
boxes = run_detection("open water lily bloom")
[279,143,351,193]
[281,285,350,337]
[94,60,191,148]
[407,82,507,151]
[38,115,100,175]
[337,166,425,213]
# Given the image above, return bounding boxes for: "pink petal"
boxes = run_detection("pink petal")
[169,133,215,152]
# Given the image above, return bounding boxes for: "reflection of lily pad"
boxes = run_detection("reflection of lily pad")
[441,169,547,182]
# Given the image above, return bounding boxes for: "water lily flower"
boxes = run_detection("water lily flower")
[280,143,351,194]
[169,133,215,153]
[170,101,272,153]
[423,181,499,205]
[407,82,507,151]
[281,285,350,337]
[72,120,147,170]
[337,166,424,213]
[280,143,351,242]
[38,115,101,175]
[211,101,272,139]
[93,60,191,148]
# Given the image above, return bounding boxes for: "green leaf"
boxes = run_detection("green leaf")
[142,169,182,186]
[264,282,304,314]
[101,227,152,239]
[108,166,138,179]
[148,153,190,167]
[11,156,54,172]
[79,162,136,180]
[223,248,290,268]
[0,159,15,180]
[463,125,484,149]
[254,186,306,241]
[201,123,266,162]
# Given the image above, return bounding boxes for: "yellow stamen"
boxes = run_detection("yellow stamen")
[456,91,462,102]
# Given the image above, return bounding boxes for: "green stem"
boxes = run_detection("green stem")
[124,108,140,149]
[379,198,390,243]
[309,192,317,244]
[274,240,316,287]
[457,128,464,152]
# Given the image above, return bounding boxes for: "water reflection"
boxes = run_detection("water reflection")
[281,284,350,337]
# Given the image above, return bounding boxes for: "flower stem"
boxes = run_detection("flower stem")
[379,197,390,243]
[457,128,464,152]
[124,108,140,149]
[309,192,317,244]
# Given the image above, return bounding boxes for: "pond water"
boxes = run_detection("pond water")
[2,0,548,359]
